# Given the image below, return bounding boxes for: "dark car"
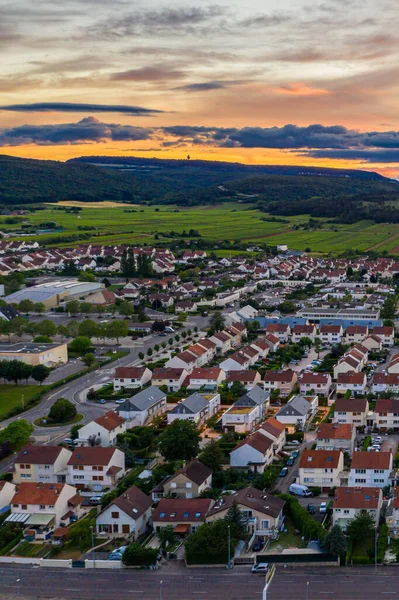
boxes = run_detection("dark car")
[253,540,264,552]
[307,504,316,514]
[286,458,294,467]
[279,467,288,477]
[291,451,299,459]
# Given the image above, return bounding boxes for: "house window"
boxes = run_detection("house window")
[170,482,177,489]
[48,505,54,509]
[260,520,270,529]
[111,512,119,519]
[21,505,27,510]
[39,505,45,510]
[355,469,366,474]
[195,512,201,518]
[44,465,50,470]
[355,479,366,483]
[344,510,350,514]
[186,482,192,489]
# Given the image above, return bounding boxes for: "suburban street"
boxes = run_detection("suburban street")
[1,564,399,599]
[0,564,265,600]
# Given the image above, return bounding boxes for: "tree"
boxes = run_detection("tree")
[31,364,50,385]
[66,320,79,338]
[224,500,247,536]
[67,518,92,552]
[230,380,246,398]
[199,441,224,472]
[158,525,177,551]
[19,299,34,313]
[161,341,167,349]
[323,524,347,557]
[168,338,173,346]
[36,319,57,338]
[105,320,129,343]
[122,543,157,566]
[185,520,239,565]
[48,398,77,423]
[20,362,33,383]
[70,424,83,440]
[69,336,92,354]
[174,334,180,343]
[81,352,96,368]
[278,300,297,314]
[147,348,153,357]
[154,344,160,352]
[177,312,187,323]
[138,352,144,360]
[209,311,225,333]
[314,336,322,359]
[158,419,201,461]
[0,420,33,449]
[346,510,375,544]
[118,301,135,318]
[78,319,99,338]
[79,302,93,314]
[78,272,96,282]
[10,317,26,338]
[66,300,80,315]
[34,302,45,314]
[57,325,69,342]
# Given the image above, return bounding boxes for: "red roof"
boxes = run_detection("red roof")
[299,450,342,469]
[12,482,66,506]
[337,372,366,385]
[152,498,213,522]
[334,398,368,413]
[375,398,399,414]
[317,423,353,440]
[301,373,330,384]
[114,367,148,379]
[264,370,296,383]
[234,431,273,455]
[334,487,382,509]
[351,451,392,470]
[95,410,125,431]
[227,370,259,383]
[68,447,119,466]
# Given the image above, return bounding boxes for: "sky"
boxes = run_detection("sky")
[1,0,399,175]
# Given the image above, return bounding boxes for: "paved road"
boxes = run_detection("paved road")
[0,564,264,600]
[268,566,399,599]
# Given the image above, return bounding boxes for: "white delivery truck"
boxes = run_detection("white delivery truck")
[289,483,312,497]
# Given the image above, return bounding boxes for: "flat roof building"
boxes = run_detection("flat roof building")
[0,342,68,366]
[4,280,104,308]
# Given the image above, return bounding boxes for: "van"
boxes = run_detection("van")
[90,495,102,505]
[165,326,175,333]
[289,483,312,497]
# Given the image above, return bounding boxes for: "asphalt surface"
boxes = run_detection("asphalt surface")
[268,566,399,599]
[0,564,265,600]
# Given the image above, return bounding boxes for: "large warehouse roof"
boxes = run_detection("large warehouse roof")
[4,279,103,304]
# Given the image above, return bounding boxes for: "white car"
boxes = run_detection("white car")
[251,563,269,573]
[114,398,126,404]
[319,502,327,514]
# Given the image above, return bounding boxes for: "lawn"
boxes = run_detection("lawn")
[33,413,84,427]
[14,541,52,558]
[3,202,399,254]
[267,518,305,553]
[0,384,41,421]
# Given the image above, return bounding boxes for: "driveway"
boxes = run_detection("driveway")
[290,349,328,373]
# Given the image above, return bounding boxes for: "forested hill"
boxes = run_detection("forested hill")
[1,154,399,224]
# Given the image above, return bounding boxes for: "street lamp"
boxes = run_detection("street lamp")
[90,525,96,568]
[227,525,231,569]
[160,580,163,600]
[375,523,378,572]
[306,581,310,600]
[16,578,20,599]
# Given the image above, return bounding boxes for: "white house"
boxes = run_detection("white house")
[96,485,152,539]
[209,331,233,354]
[265,323,291,343]
[219,352,250,373]
[374,398,399,431]
[372,326,395,347]
[67,447,125,491]
[188,367,225,391]
[113,366,152,391]
[222,403,259,433]
[298,450,344,489]
[13,445,72,484]
[233,387,270,421]
[227,370,262,390]
[336,372,367,395]
[291,324,317,343]
[152,368,188,392]
[230,432,274,474]
[116,386,167,427]
[316,423,356,454]
[333,487,382,530]
[258,417,286,455]
[300,372,332,397]
[0,481,16,513]
[9,482,80,538]
[165,350,198,374]
[372,373,399,395]
[333,402,369,432]
[348,452,393,488]
[167,392,220,425]
[78,411,126,447]
[320,325,343,345]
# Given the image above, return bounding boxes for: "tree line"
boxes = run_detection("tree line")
[0,360,50,385]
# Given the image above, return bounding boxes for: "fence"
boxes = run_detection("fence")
[0,556,121,569]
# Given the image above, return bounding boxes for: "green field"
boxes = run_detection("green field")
[3,202,399,255]
[0,384,39,420]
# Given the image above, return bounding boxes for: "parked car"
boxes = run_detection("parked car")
[287,440,300,446]
[108,546,127,561]
[279,467,288,477]
[286,458,294,467]
[114,398,126,404]
[289,483,312,497]
[89,496,103,505]
[253,540,264,552]
[251,563,269,574]
[291,451,299,459]
[96,399,106,404]
[307,504,316,514]
[319,502,327,514]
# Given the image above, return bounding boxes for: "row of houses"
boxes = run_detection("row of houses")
[265,323,394,347]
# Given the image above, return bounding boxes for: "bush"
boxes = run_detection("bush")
[377,524,388,563]
[122,543,158,566]
[48,398,77,423]
[362,436,371,451]
[308,486,321,496]
[278,494,325,541]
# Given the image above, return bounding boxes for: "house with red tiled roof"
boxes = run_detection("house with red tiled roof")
[226,370,262,390]
[263,370,298,397]
[9,482,81,537]
[265,323,290,342]
[333,398,369,428]
[258,417,286,454]
[209,331,233,355]
[263,334,280,352]
[300,372,332,396]
[348,451,393,488]
[96,485,152,539]
[14,445,72,485]
[374,398,399,431]
[291,323,317,343]
[67,447,125,490]
[344,325,369,344]
[333,487,382,530]
[372,326,395,347]
[316,423,356,454]
[320,324,343,345]
[165,350,198,374]
[298,450,344,489]
[77,410,126,447]
[230,432,274,474]
[152,498,214,535]
[219,351,250,373]
[336,372,367,395]
[372,373,399,394]
[152,367,188,392]
[113,366,152,391]
[188,367,225,390]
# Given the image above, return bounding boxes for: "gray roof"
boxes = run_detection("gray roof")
[169,393,208,415]
[277,394,312,418]
[236,386,270,407]
[118,385,166,412]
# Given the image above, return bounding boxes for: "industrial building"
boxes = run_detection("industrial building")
[4,280,104,308]
[0,342,68,366]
